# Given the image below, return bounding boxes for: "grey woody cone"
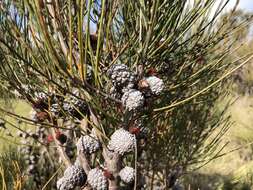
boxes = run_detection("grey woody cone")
[87,168,108,190]
[119,166,135,184]
[62,88,88,119]
[109,86,122,99]
[86,64,93,80]
[63,98,86,113]
[108,128,135,155]
[146,76,164,95]
[29,109,37,121]
[107,63,136,88]
[34,91,47,101]
[63,165,87,187]
[121,89,144,111]
[56,177,75,190]
[76,135,100,154]
[50,103,60,117]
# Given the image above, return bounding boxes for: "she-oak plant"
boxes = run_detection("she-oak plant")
[0,0,253,189]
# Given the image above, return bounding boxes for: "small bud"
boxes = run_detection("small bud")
[147,67,157,76]
[197,56,205,64]
[103,169,114,179]
[138,79,149,89]
[129,127,140,135]
[56,130,67,144]
[47,134,54,143]
[35,111,48,122]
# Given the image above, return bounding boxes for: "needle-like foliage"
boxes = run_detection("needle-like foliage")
[0,0,252,189]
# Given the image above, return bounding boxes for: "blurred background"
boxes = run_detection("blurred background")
[179,1,253,189]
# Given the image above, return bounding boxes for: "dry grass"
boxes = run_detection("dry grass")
[199,95,253,184]
[0,100,31,152]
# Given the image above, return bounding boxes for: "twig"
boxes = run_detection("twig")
[76,117,92,174]
[51,128,72,167]
[102,148,120,190]
[134,137,138,190]
[77,151,91,174]
[47,1,78,68]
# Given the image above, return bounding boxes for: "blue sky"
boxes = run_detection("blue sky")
[227,0,253,37]
[227,0,253,11]
[89,0,253,33]
[187,0,253,14]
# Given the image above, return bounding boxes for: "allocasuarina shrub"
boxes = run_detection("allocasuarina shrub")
[0,0,252,189]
